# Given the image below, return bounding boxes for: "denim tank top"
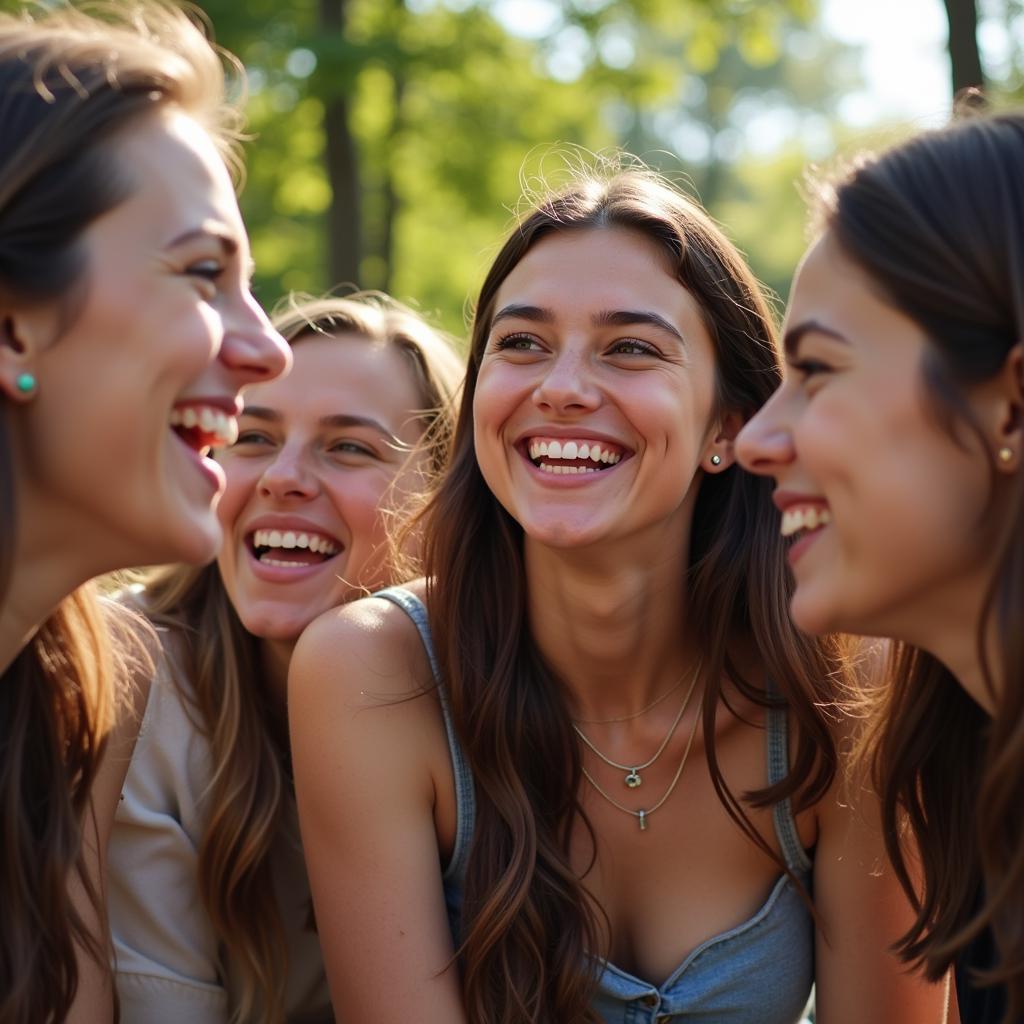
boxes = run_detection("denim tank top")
[376,587,815,1024]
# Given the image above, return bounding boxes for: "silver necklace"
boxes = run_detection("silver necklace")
[571,660,701,789]
[573,670,689,725]
[581,694,704,831]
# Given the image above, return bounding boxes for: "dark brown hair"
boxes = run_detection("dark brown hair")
[136,293,461,1024]
[0,3,241,1020]
[421,164,848,1023]
[818,111,1024,1021]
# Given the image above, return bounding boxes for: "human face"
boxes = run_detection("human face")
[215,332,430,642]
[20,110,291,572]
[736,231,998,643]
[473,226,728,554]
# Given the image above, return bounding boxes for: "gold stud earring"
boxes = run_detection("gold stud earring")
[998,446,1014,464]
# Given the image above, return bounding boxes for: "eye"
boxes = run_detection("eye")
[186,258,225,284]
[493,332,542,352]
[232,429,274,447]
[329,439,377,458]
[790,357,832,379]
[609,338,659,357]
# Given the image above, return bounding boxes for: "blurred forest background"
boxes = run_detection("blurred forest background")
[23,0,1024,334]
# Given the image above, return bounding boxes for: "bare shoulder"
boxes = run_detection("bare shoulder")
[291,582,434,707]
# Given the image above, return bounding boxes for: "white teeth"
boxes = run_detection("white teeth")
[538,463,597,475]
[170,404,239,448]
[780,506,832,538]
[252,528,340,555]
[526,438,625,470]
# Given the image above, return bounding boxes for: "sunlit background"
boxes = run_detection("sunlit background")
[15,0,1024,334]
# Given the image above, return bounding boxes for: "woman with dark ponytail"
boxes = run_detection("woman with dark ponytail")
[738,110,1024,1023]
[0,4,289,1020]
[291,164,947,1023]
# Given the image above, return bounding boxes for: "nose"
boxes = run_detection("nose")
[258,441,318,501]
[219,291,292,385]
[735,389,795,476]
[532,347,600,416]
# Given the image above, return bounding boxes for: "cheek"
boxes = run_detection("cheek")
[214,463,261,530]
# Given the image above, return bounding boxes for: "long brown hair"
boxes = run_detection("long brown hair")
[137,293,462,1024]
[420,164,848,1023]
[819,111,1024,1020]
[0,4,242,1021]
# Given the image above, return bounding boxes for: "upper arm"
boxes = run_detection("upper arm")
[811,713,949,1024]
[289,601,465,1024]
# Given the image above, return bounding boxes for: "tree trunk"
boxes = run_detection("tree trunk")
[320,0,362,288]
[942,0,986,102]
[380,74,406,294]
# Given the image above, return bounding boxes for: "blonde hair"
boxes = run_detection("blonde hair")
[0,3,244,1020]
[137,292,463,1024]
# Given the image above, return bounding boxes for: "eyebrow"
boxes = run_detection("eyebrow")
[166,225,239,255]
[783,319,850,357]
[491,303,685,343]
[240,407,403,445]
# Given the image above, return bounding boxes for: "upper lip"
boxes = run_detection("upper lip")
[173,395,244,416]
[772,490,829,513]
[243,514,344,546]
[513,426,632,450]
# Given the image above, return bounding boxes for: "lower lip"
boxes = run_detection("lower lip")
[786,525,828,565]
[171,430,224,491]
[245,543,342,583]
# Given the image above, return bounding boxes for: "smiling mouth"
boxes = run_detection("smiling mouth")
[170,404,239,456]
[247,528,343,568]
[526,437,625,475]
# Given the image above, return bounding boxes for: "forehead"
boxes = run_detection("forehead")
[495,225,704,326]
[244,332,425,431]
[103,108,244,246]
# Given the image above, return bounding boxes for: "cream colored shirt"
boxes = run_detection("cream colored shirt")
[108,631,333,1023]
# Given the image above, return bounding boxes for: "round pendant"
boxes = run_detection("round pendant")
[624,768,642,788]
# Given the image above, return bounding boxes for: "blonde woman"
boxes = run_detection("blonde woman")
[0,4,289,1021]
[109,294,463,1023]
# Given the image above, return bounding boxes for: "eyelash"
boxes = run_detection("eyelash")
[790,358,832,379]
[610,338,658,356]
[494,333,540,351]
[187,258,225,283]
[330,440,376,457]
[233,430,271,446]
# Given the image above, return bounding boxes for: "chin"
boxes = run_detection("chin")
[789,589,840,637]
[165,514,224,567]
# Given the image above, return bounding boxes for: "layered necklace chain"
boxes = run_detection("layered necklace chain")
[571,659,701,790]
[573,660,703,832]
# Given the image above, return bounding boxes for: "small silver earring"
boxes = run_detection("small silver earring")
[710,454,722,466]
[998,446,1014,464]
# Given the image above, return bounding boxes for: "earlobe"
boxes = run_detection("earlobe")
[705,410,743,471]
[0,314,39,402]
[990,343,1023,472]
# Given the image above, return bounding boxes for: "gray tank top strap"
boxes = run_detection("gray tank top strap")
[373,586,476,884]
[765,696,813,874]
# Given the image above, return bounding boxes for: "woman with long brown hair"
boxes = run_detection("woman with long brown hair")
[737,110,1024,1023]
[290,165,947,1022]
[0,4,291,1021]
[108,293,463,1024]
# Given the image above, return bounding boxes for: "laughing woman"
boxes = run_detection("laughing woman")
[0,5,290,1022]
[289,168,947,1023]
[108,294,463,1024]
[736,111,1024,1023]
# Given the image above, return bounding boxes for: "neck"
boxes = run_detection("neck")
[524,529,698,720]
[259,636,297,711]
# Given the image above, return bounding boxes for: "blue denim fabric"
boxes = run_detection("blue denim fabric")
[377,587,815,1024]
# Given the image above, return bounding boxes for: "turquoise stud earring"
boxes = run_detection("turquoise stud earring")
[15,372,36,394]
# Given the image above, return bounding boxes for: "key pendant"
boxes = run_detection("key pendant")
[638,809,648,831]
[624,768,642,789]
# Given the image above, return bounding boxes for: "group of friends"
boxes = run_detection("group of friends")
[0,3,1021,1024]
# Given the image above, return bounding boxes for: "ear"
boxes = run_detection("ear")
[985,342,1023,473]
[0,312,41,402]
[703,408,744,472]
